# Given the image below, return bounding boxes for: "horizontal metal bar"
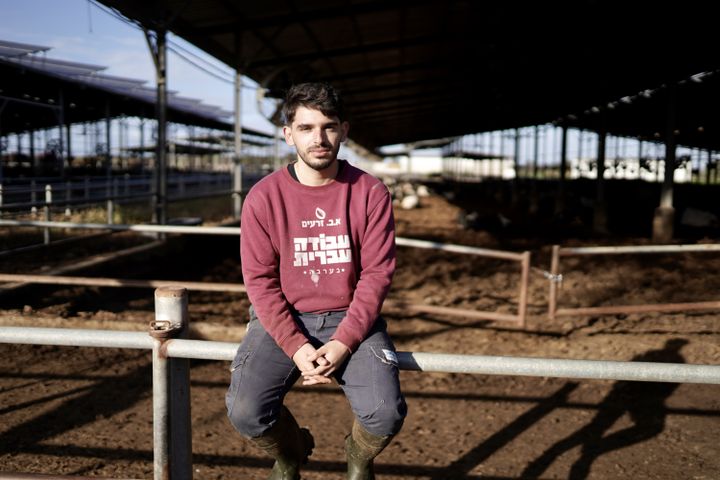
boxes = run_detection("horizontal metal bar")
[0,327,151,349]
[399,352,720,385]
[384,300,520,323]
[2,327,719,385]
[559,243,720,256]
[395,237,524,260]
[0,220,241,235]
[0,274,247,293]
[555,301,720,317]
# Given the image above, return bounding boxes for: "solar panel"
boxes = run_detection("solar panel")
[0,39,50,58]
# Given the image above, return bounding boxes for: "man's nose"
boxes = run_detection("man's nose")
[313,128,327,143]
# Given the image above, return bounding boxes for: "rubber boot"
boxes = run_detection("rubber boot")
[250,406,315,480]
[345,420,393,480]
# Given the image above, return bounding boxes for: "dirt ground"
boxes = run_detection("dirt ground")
[1,184,719,479]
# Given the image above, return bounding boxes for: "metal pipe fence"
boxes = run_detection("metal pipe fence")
[547,243,720,319]
[2,287,720,479]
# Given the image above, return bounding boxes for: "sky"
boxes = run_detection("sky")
[0,0,276,134]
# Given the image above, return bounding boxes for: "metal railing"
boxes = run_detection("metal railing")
[547,243,720,319]
[1,287,719,479]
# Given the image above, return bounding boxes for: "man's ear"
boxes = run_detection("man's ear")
[340,121,350,143]
[282,125,295,146]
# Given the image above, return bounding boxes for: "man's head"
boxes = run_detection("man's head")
[281,83,349,173]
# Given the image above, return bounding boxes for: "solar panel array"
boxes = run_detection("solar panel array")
[0,38,232,123]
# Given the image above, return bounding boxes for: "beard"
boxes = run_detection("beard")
[297,143,341,171]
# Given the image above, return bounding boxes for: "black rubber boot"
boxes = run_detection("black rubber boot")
[250,406,315,480]
[345,420,393,480]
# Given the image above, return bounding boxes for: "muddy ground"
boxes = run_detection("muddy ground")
[1,181,719,479]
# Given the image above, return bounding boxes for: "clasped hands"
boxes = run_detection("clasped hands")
[292,340,351,385]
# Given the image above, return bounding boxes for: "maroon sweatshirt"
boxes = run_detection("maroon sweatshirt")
[240,160,396,358]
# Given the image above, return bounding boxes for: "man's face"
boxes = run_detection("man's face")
[283,106,349,171]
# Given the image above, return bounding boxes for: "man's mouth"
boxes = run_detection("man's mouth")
[310,148,331,155]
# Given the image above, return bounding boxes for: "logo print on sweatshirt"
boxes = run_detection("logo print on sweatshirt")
[301,206,341,228]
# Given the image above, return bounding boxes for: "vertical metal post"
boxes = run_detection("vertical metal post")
[0,184,3,219]
[653,84,677,242]
[145,27,168,226]
[140,119,146,174]
[556,124,568,214]
[158,32,168,226]
[107,178,114,225]
[65,180,71,216]
[533,125,539,179]
[593,126,608,233]
[512,128,521,205]
[707,150,712,185]
[151,286,192,480]
[29,129,36,174]
[151,335,169,480]
[44,184,52,245]
[233,70,243,219]
[105,103,113,225]
[58,90,66,177]
[517,251,531,328]
[548,245,560,319]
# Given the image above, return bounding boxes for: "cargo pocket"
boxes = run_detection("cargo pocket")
[369,345,400,368]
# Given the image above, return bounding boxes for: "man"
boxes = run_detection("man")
[226,82,407,480]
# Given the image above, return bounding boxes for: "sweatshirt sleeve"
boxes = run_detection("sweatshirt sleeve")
[240,193,309,358]
[331,183,396,351]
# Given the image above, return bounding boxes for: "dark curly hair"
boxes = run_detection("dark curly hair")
[281,82,345,125]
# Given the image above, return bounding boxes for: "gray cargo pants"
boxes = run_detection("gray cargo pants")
[226,307,407,438]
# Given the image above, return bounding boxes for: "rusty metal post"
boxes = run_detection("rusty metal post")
[548,245,560,319]
[517,251,531,327]
[151,286,192,480]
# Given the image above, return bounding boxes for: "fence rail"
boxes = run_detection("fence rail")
[2,325,718,384]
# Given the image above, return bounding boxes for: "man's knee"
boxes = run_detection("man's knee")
[227,396,270,438]
[359,398,407,437]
